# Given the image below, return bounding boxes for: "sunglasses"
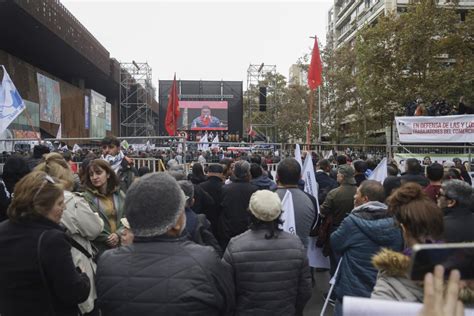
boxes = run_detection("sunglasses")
[33,175,56,201]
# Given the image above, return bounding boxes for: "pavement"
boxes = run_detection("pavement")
[304,269,334,316]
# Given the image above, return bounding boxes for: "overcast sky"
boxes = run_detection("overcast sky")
[62,0,332,85]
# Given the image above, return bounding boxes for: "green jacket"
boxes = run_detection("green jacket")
[82,188,125,254]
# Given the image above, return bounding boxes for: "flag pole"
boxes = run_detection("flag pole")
[306,89,314,146]
[318,86,321,143]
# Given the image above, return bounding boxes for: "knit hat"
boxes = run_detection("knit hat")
[125,172,185,237]
[338,164,356,185]
[249,190,282,222]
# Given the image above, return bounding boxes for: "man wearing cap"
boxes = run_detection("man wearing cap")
[96,173,234,315]
[320,164,357,278]
[223,190,312,315]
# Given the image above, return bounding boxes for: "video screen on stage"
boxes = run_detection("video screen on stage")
[178,101,228,131]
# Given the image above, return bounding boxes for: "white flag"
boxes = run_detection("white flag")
[0,66,26,135]
[302,154,320,213]
[60,144,68,152]
[280,190,296,235]
[211,134,219,149]
[368,158,388,183]
[72,144,81,153]
[56,123,61,139]
[199,133,209,151]
[294,144,303,170]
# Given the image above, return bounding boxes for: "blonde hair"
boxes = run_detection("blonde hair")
[8,171,63,222]
[34,152,74,191]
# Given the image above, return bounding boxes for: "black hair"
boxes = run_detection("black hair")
[336,155,347,165]
[353,160,368,173]
[426,163,443,182]
[138,166,151,177]
[208,164,224,173]
[249,214,283,239]
[250,163,263,179]
[250,155,262,165]
[406,158,422,174]
[277,158,301,185]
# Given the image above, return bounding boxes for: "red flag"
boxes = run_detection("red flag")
[165,75,180,136]
[307,37,323,90]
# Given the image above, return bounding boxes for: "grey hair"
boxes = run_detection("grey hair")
[233,160,251,180]
[441,179,473,207]
[167,170,187,181]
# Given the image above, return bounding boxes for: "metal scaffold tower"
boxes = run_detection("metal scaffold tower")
[246,64,279,142]
[120,62,156,137]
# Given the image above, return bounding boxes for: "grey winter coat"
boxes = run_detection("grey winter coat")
[330,201,403,300]
[371,248,423,302]
[223,228,312,316]
[61,191,103,314]
[97,234,235,316]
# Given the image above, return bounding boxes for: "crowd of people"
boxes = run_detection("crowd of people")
[405,97,474,116]
[0,135,472,316]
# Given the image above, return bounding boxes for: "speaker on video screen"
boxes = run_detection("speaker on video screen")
[259,86,267,111]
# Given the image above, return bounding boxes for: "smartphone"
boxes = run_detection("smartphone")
[409,243,474,281]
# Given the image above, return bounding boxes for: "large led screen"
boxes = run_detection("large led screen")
[179,101,228,131]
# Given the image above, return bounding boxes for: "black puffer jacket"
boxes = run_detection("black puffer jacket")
[97,234,235,316]
[223,229,312,316]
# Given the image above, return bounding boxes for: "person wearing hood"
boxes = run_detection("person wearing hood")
[330,180,403,316]
[250,163,277,191]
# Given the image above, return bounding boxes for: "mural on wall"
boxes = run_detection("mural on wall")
[37,73,61,124]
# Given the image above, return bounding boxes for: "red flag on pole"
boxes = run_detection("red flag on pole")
[165,74,180,136]
[307,37,323,90]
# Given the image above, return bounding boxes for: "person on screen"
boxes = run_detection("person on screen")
[191,106,221,128]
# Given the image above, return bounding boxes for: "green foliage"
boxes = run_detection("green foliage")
[325,0,474,143]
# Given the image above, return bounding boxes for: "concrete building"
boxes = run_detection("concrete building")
[288,64,307,86]
[328,0,474,48]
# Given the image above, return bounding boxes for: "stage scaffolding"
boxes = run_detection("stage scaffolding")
[246,64,279,142]
[119,62,156,137]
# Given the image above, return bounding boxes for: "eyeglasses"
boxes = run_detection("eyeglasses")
[33,175,56,201]
[436,192,451,200]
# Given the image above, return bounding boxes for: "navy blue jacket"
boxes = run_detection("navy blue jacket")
[315,171,338,205]
[330,201,403,300]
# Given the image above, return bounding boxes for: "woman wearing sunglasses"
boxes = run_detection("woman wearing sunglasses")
[0,171,90,316]
[82,159,125,255]
[35,153,103,315]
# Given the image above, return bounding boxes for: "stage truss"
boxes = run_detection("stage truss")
[246,64,279,142]
[119,62,156,137]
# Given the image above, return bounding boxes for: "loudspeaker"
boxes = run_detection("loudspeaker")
[259,86,267,111]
